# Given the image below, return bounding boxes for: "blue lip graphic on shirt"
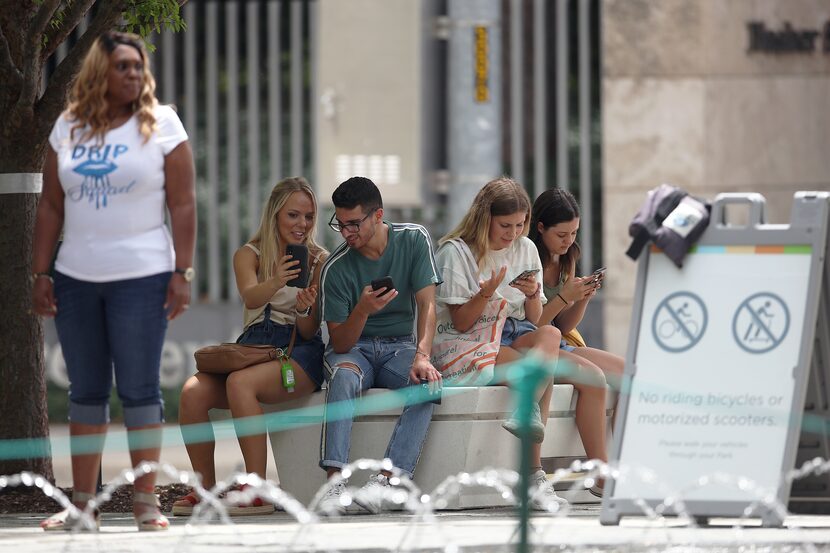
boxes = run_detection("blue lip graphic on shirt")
[72,159,118,209]
[73,159,117,177]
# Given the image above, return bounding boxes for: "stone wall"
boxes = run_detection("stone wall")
[601,0,830,354]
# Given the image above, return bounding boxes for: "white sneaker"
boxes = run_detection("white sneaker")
[352,474,398,514]
[317,479,362,515]
[529,470,568,512]
[502,403,546,443]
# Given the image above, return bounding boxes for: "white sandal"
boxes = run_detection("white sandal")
[134,490,169,531]
[41,491,101,532]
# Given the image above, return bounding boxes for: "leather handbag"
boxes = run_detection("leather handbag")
[194,326,297,374]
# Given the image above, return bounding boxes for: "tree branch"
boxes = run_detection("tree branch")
[0,22,22,87]
[17,0,62,108]
[30,0,63,39]
[35,1,126,138]
[42,0,98,61]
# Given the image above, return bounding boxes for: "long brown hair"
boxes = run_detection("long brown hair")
[529,187,581,280]
[440,176,531,267]
[249,177,325,282]
[68,31,157,144]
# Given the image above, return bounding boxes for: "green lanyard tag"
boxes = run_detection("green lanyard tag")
[281,359,295,393]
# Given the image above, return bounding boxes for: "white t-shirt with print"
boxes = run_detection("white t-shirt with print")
[436,236,546,320]
[49,104,188,282]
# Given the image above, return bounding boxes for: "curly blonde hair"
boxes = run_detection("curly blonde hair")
[249,177,327,283]
[440,176,531,267]
[68,31,157,144]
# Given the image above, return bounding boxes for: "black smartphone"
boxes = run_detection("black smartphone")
[370,276,395,297]
[285,244,309,288]
[509,268,540,286]
[589,267,607,285]
[420,378,442,405]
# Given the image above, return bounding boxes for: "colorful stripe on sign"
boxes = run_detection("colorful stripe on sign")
[650,245,812,254]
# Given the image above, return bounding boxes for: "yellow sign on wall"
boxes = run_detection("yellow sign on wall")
[474,26,489,103]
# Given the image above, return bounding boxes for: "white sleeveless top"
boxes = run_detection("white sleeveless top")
[241,243,300,329]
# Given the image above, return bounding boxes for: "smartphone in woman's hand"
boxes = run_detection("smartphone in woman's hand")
[509,268,540,286]
[588,267,607,286]
[285,244,309,288]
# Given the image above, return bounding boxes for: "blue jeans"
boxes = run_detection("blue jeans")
[320,335,434,478]
[53,271,169,427]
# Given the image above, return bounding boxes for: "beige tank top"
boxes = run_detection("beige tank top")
[241,243,300,330]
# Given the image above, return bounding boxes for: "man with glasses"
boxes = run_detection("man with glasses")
[317,176,442,514]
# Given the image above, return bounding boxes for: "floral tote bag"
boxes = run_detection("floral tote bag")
[431,240,509,386]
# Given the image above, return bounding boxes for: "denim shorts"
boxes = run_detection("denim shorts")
[237,319,325,389]
[53,271,170,427]
[560,339,576,352]
[500,317,538,347]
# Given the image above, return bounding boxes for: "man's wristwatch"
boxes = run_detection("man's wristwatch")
[175,267,195,282]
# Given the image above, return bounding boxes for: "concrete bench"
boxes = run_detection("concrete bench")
[258,384,614,509]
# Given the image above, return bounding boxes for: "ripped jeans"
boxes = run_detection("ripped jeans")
[319,335,434,478]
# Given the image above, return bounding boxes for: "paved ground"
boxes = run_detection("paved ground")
[7,426,829,551]
[3,507,830,552]
[48,424,281,486]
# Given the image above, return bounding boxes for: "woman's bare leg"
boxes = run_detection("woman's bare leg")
[127,423,165,523]
[178,372,230,489]
[501,325,561,467]
[570,347,624,389]
[225,360,317,478]
[557,349,608,463]
[571,347,624,429]
[68,422,107,498]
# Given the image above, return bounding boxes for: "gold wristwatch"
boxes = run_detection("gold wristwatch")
[175,267,195,282]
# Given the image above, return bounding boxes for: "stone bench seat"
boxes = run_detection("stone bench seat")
[251,383,615,509]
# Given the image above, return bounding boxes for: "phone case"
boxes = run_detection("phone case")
[285,245,310,288]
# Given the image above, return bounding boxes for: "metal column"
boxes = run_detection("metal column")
[447,0,502,228]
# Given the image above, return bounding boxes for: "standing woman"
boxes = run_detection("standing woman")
[32,31,195,531]
[435,177,567,509]
[172,178,327,516]
[529,187,624,477]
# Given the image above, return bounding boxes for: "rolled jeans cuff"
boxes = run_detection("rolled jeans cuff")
[68,401,110,425]
[319,460,348,473]
[123,403,165,428]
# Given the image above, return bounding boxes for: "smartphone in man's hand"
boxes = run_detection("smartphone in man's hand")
[371,276,395,297]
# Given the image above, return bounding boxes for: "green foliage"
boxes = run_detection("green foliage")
[122,0,187,40]
[40,1,187,50]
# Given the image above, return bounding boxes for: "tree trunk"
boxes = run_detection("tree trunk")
[0,191,53,481]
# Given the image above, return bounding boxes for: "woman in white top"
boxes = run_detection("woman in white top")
[434,177,567,510]
[173,177,327,516]
[32,31,195,532]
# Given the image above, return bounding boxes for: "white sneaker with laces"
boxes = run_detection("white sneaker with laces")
[352,474,392,514]
[502,403,546,443]
[529,469,568,512]
[317,479,362,515]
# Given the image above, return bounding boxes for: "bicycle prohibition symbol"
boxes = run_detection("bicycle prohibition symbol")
[651,291,708,353]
